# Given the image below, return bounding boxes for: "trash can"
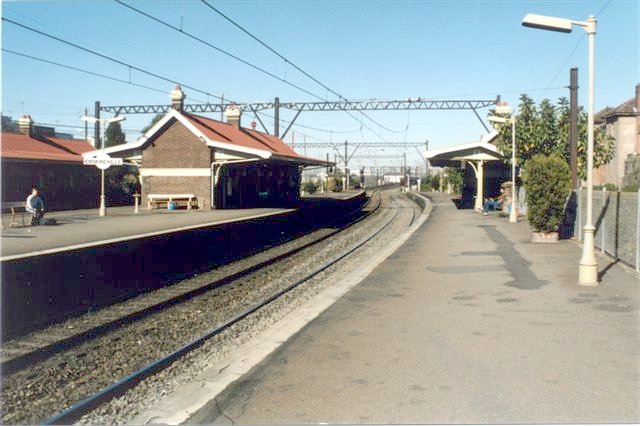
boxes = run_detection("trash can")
[167,201,176,211]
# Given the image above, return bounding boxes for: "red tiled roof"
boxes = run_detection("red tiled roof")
[183,113,302,159]
[1,132,85,162]
[47,137,95,155]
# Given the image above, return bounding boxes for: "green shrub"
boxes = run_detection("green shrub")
[622,182,640,192]
[523,154,571,233]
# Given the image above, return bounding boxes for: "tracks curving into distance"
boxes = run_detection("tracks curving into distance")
[1,189,423,425]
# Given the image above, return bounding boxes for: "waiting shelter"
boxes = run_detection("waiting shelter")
[83,87,330,210]
[425,131,507,210]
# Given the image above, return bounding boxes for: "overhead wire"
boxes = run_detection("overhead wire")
[113,0,394,142]
[2,17,225,103]
[200,0,405,134]
[540,0,614,97]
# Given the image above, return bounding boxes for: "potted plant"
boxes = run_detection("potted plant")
[522,154,571,242]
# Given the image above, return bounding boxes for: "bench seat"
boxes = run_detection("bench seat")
[147,194,197,210]
[1,202,28,227]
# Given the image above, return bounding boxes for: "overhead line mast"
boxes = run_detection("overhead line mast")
[101,96,500,137]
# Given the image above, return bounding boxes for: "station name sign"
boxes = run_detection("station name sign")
[83,152,123,170]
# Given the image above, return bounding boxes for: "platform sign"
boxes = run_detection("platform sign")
[83,152,122,170]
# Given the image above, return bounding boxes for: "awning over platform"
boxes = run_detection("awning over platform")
[424,130,502,168]
[425,130,504,211]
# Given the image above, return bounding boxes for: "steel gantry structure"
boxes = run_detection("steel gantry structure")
[99,96,500,138]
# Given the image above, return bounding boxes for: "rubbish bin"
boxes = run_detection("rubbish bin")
[167,201,176,211]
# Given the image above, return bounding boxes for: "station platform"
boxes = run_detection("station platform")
[1,191,370,340]
[0,205,292,260]
[0,191,365,260]
[181,192,639,424]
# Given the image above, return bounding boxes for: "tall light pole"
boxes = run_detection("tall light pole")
[81,115,126,217]
[488,108,517,223]
[522,13,598,285]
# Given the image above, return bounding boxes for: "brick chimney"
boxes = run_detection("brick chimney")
[170,85,186,112]
[250,120,257,130]
[18,115,34,136]
[225,105,241,129]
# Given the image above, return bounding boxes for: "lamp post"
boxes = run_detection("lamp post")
[522,13,598,285]
[488,111,518,223]
[81,115,126,217]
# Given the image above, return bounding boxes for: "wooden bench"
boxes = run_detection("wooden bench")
[1,202,29,228]
[147,194,197,210]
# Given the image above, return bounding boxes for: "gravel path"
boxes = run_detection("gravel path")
[1,189,419,424]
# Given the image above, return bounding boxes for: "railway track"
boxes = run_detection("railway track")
[1,189,423,424]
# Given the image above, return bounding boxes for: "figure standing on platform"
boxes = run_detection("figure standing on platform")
[26,185,46,226]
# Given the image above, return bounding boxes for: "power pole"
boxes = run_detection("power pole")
[344,140,349,191]
[425,139,430,181]
[94,101,100,149]
[569,67,579,189]
[274,96,280,137]
[403,152,407,190]
[84,108,88,141]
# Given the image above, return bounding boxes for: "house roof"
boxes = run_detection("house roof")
[595,97,638,123]
[1,132,92,163]
[89,109,331,167]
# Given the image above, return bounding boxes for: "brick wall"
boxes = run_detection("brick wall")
[144,120,213,168]
[142,176,210,209]
[142,120,213,209]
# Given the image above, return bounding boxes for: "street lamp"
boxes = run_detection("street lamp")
[522,13,598,286]
[487,111,517,224]
[81,115,126,217]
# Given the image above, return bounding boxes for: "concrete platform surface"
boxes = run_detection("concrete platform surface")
[193,192,639,424]
[0,206,292,260]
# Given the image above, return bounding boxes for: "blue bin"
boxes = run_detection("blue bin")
[167,201,176,211]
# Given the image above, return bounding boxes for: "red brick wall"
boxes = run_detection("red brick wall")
[142,120,213,209]
[142,176,210,209]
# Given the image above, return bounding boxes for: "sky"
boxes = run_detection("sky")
[2,0,638,172]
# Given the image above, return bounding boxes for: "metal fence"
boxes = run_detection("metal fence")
[574,189,640,272]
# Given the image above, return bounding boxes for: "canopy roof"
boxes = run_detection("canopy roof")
[425,130,503,167]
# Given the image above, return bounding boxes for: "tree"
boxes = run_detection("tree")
[494,94,614,180]
[104,121,126,148]
[444,167,463,193]
[141,113,164,134]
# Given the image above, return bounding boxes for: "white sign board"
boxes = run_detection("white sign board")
[83,152,123,170]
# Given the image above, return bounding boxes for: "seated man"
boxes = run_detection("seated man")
[26,185,46,226]
[482,188,505,216]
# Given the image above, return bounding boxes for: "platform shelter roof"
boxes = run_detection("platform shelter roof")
[1,132,93,163]
[84,109,331,167]
[424,130,503,168]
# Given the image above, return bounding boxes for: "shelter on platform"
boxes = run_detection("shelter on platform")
[425,131,508,210]
[84,88,330,209]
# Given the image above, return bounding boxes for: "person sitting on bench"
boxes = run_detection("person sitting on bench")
[26,185,46,226]
[483,188,505,216]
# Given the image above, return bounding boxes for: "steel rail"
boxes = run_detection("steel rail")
[3,192,381,376]
[41,190,407,425]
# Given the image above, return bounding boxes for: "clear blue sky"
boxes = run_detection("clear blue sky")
[2,0,638,171]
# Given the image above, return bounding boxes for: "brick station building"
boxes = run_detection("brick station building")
[88,87,329,209]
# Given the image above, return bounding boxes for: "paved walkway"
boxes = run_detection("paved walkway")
[0,192,368,259]
[196,192,639,424]
[0,206,292,259]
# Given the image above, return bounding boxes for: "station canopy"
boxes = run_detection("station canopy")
[425,130,503,168]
